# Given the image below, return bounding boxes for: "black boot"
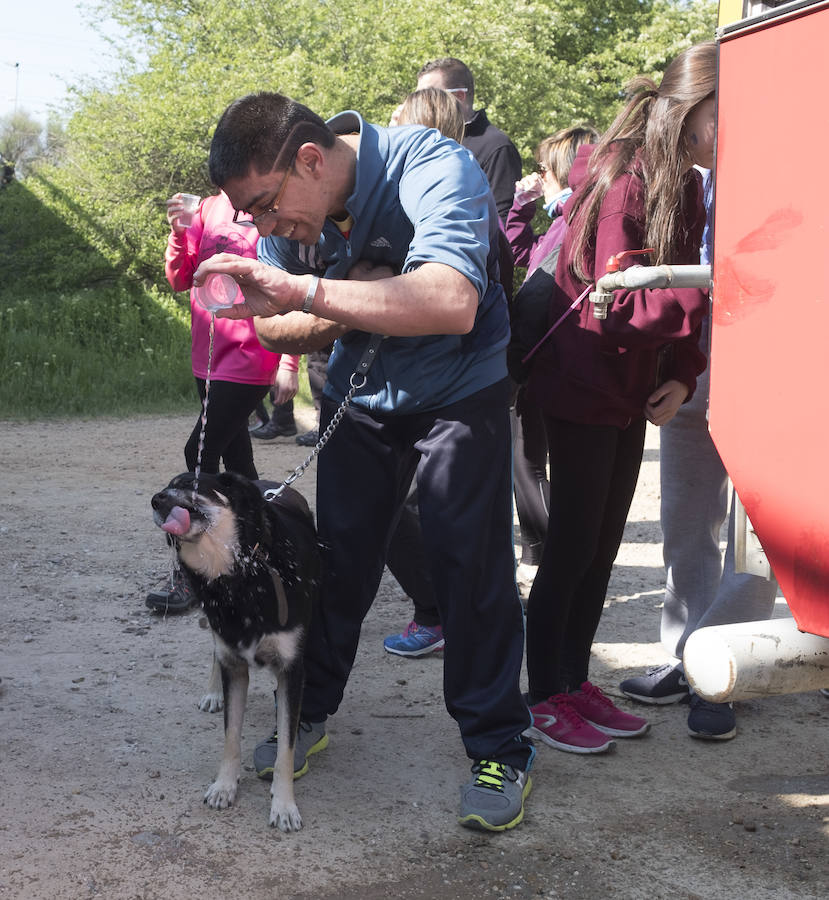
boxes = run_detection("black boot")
[251,399,297,439]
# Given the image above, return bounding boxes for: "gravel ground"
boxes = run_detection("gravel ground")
[1,414,827,900]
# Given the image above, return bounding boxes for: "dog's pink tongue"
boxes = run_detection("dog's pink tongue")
[161,506,191,535]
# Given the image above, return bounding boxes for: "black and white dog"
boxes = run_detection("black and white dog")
[151,471,320,831]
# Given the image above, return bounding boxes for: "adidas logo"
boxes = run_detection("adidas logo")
[369,236,392,248]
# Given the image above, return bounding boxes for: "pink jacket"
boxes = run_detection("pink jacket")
[164,192,298,384]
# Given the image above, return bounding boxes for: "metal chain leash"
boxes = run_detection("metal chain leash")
[262,370,367,501]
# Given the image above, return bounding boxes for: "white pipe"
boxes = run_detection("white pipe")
[683,618,829,702]
[595,264,711,293]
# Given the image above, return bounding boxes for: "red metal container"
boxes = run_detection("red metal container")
[710,1,829,637]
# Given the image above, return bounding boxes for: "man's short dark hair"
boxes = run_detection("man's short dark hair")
[417,58,475,103]
[208,92,336,186]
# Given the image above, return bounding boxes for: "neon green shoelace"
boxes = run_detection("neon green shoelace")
[473,760,509,792]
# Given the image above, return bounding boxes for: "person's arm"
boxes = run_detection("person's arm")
[504,193,539,268]
[254,261,397,353]
[255,311,348,355]
[164,194,203,291]
[196,256,479,336]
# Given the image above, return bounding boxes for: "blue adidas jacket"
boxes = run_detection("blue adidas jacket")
[257,111,510,414]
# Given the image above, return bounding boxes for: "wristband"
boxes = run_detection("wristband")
[302,275,320,314]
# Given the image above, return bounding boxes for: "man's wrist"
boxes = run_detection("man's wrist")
[301,274,320,313]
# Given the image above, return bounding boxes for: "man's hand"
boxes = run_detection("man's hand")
[193,254,307,320]
[645,379,689,426]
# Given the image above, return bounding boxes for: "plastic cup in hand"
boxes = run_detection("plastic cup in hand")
[178,193,201,226]
[195,273,240,312]
[514,185,543,206]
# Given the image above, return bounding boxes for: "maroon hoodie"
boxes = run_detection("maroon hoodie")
[526,144,708,428]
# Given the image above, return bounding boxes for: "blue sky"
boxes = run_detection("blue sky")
[1,1,123,122]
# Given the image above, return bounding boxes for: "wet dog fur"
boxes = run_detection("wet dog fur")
[151,471,320,831]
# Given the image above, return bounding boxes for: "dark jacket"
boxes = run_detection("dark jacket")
[462,109,522,222]
[526,144,708,428]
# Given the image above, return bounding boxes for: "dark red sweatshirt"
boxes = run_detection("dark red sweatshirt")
[526,144,708,428]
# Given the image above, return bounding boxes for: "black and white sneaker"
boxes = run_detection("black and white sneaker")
[619,663,690,705]
[687,694,737,740]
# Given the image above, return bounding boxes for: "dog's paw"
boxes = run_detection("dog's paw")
[204,778,238,809]
[198,692,224,713]
[269,800,302,832]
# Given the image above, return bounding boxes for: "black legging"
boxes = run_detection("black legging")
[525,415,646,702]
[184,378,270,480]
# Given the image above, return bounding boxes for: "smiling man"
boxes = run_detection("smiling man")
[197,92,534,833]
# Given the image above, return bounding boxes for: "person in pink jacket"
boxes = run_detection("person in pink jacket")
[146,190,299,612]
[522,42,716,755]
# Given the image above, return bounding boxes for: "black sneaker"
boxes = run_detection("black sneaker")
[295,428,319,447]
[145,571,199,614]
[687,694,737,740]
[619,663,690,705]
[251,421,298,440]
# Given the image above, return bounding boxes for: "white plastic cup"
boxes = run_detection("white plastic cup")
[514,186,542,206]
[178,193,201,227]
[194,273,240,312]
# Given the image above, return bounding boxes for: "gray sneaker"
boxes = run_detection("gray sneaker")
[619,663,690,705]
[253,719,328,780]
[458,760,531,832]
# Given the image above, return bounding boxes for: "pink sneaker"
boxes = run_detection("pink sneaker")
[568,681,650,737]
[525,694,616,754]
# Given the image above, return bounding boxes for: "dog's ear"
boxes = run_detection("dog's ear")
[216,470,256,495]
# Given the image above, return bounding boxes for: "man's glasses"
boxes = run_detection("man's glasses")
[232,154,296,225]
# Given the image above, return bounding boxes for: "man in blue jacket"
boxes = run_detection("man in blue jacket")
[198,92,534,832]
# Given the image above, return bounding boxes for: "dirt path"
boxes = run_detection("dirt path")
[1,415,826,899]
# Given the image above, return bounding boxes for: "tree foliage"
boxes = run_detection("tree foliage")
[29,0,716,283]
[0,109,46,177]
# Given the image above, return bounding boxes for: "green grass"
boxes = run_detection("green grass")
[0,282,194,418]
[0,281,313,419]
